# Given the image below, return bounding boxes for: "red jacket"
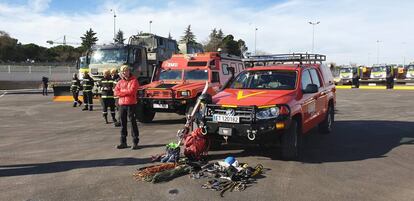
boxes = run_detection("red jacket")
[114,75,139,105]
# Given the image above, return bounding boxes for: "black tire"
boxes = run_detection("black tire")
[281,120,301,160]
[136,105,155,123]
[319,104,334,134]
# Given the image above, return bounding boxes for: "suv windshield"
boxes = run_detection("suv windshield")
[159,70,182,80]
[372,66,386,72]
[230,70,297,90]
[184,70,208,80]
[340,68,351,73]
[90,48,127,64]
[407,66,414,71]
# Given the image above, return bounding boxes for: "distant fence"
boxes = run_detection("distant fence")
[0,65,77,82]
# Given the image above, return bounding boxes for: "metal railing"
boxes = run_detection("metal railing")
[0,65,78,81]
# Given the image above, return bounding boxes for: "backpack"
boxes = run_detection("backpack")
[184,128,209,161]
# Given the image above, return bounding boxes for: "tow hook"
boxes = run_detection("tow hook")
[247,130,256,141]
[223,136,228,144]
[201,126,208,135]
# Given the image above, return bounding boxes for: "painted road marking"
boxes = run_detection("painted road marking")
[0,92,7,98]
[336,86,414,90]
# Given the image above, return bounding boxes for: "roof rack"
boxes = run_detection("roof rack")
[242,53,326,66]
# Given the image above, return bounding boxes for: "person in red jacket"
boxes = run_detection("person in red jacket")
[114,65,140,149]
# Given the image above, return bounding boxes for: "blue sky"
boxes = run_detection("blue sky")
[0,0,282,14]
[0,0,413,65]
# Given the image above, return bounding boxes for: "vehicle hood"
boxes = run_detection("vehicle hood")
[212,89,296,106]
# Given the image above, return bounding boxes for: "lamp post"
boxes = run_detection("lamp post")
[376,40,382,64]
[149,20,153,33]
[110,9,117,41]
[254,27,258,55]
[402,42,407,67]
[308,21,320,53]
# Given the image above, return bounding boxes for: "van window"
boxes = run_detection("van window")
[238,63,244,73]
[210,60,216,69]
[222,64,229,75]
[309,69,321,88]
[231,63,237,72]
[212,72,220,83]
[301,70,312,90]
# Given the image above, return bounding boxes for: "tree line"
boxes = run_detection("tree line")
[0,25,248,63]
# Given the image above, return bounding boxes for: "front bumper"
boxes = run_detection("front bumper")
[204,104,291,142]
[139,98,194,114]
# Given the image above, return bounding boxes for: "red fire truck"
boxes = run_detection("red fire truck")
[136,52,245,123]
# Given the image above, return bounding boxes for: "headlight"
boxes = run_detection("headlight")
[180,91,190,97]
[256,107,279,119]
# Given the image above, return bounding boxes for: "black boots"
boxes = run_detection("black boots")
[89,106,93,111]
[117,137,128,149]
[132,138,139,150]
[111,113,118,125]
[116,138,139,149]
[82,106,88,111]
[73,102,77,107]
[103,114,109,124]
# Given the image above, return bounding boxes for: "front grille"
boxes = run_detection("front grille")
[205,105,255,123]
[146,90,173,98]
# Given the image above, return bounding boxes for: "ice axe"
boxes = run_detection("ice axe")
[176,81,209,145]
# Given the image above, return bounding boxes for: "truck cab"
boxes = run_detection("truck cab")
[204,54,336,160]
[339,67,353,85]
[129,33,178,66]
[370,65,387,80]
[137,52,245,123]
[405,65,414,80]
[76,56,89,80]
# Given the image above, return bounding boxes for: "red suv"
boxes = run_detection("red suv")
[204,54,336,160]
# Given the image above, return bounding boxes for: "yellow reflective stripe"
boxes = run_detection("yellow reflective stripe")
[101,80,114,83]
[258,105,276,109]
[221,105,237,108]
[101,96,114,98]
[83,90,92,92]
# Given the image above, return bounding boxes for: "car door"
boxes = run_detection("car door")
[301,69,318,133]
[309,68,328,124]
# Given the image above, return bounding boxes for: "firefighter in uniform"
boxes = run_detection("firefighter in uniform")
[81,72,95,111]
[386,66,395,89]
[99,69,118,124]
[70,73,83,107]
[111,68,121,127]
[352,66,360,88]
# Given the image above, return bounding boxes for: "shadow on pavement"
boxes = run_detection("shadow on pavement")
[0,157,151,177]
[207,120,414,162]
[147,118,186,125]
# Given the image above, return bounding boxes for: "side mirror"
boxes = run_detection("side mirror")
[303,84,318,94]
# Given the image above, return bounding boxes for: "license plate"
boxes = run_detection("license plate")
[153,103,168,109]
[213,114,240,123]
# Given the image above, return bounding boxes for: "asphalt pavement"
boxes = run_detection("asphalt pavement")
[0,89,413,201]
